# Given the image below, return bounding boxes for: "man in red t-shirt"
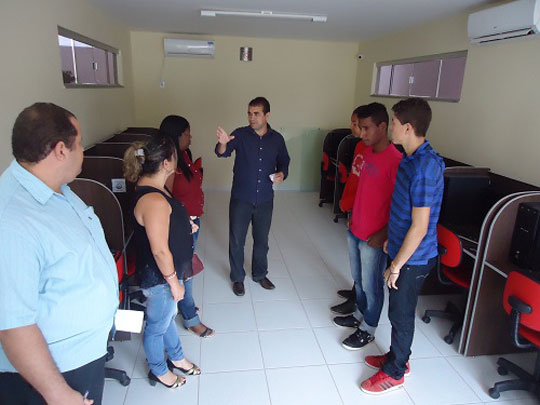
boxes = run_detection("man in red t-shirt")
[333,103,402,350]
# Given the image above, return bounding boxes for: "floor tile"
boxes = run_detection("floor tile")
[203,272,253,304]
[329,363,414,405]
[132,333,201,379]
[250,276,299,301]
[122,374,199,404]
[199,370,270,405]
[259,328,325,368]
[374,322,442,359]
[446,352,538,402]
[102,379,128,405]
[292,273,338,300]
[107,333,143,378]
[402,357,481,405]
[202,301,257,333]
[314,327,381,365]
[254,300,310,330]
[266,366,343,405]
[200,331,263,373]
[302,299,338,328]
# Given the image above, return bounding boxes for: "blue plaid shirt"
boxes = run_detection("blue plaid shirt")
[387,141,445,265]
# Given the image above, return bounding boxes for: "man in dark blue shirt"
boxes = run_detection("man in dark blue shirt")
[215,97,290,296]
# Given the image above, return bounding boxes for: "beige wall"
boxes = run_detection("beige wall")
[131,32,358,190]
[354,12,540,187]
[0,0,134,171]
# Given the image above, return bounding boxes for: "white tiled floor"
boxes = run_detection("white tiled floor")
[105,191,538,405]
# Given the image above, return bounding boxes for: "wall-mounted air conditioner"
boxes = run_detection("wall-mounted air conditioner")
[468,0,540,44]
[163,38,215,57]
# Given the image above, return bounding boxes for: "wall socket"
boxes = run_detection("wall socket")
[111,178,126,193]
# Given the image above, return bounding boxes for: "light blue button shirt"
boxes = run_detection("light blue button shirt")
[0,160,118,372]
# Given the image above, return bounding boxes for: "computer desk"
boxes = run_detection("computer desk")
[458,191,540,356]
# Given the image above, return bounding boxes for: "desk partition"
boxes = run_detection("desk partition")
[462,192,540,356]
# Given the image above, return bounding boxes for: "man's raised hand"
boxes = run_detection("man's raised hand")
[217,126,235,145]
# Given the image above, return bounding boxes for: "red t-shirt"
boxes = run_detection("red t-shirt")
[172,151,204,217]
[349,143,402,241]
[340,141,367,212]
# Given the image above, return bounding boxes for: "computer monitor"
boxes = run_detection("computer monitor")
[439,168,491,241]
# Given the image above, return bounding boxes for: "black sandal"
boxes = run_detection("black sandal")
[148,370,186,388]
[166,358,202,376]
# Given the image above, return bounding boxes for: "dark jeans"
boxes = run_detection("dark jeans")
[229,198,273,282]
[0,355,106,405]
[382,256,437,379]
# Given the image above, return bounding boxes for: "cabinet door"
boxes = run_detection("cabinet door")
[410,60,440,98]
[390,63,414,96]
[438,56,467,101]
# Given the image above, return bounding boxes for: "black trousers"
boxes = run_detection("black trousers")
[229,197,274,282]
[382,256,437,379]
[0,355,106,405]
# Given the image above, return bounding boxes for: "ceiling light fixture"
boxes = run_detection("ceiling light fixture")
[201,9,327,23]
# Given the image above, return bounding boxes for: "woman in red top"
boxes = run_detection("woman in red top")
[161,115,214,338]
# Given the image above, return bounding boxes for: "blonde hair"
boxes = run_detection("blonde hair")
[123,135,176,182]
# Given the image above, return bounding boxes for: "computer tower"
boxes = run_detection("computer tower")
[509,202,540,271]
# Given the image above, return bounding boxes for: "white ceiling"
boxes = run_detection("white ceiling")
[88,0,498,41]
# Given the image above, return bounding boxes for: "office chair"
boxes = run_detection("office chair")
[333,134,360,223]
[488,271,540,399]
[69,179,131,386]
[422,224,469,344]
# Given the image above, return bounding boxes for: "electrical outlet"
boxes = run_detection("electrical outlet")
[160,80,165,88]
[111,178,126,193]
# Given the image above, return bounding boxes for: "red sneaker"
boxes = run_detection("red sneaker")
[364,353,410,377]
[360,370,404,394]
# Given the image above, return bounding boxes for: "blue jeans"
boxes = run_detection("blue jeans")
[178,218,201,328]
[347,229,387,334]
[143,283,185,377]
[382,256,437,379]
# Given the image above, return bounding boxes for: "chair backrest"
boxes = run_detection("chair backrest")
[84,143,132,159]
[105,133,151,143]
[69,178,125,253]
[437,224,462,268]
[504,271,540,331]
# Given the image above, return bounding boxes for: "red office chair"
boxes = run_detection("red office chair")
[422,224,471,344]
[489,271,540,399]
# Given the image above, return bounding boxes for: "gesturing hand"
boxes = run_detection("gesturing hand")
[272,172,285,183]
[216,126,235,145]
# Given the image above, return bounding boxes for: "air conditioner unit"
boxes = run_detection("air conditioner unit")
[468,0,540,44]
[163,38,215,57]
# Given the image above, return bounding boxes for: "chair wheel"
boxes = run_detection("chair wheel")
[120,376,131,386]
[444,334,454,344]
[333,218,339,223]
[497,366,508,376]
[422,315,431,324]
[318,202,323,207]
[488,388,500,399]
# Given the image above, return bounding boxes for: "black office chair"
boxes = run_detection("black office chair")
[69,179,131,387]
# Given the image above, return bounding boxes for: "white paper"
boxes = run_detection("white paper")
[114,309,144,333]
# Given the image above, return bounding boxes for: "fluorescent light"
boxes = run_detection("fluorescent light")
[201,9,327,23]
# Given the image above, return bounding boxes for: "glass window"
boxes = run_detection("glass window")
[373,51,467,102]
[58,27,120,87]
